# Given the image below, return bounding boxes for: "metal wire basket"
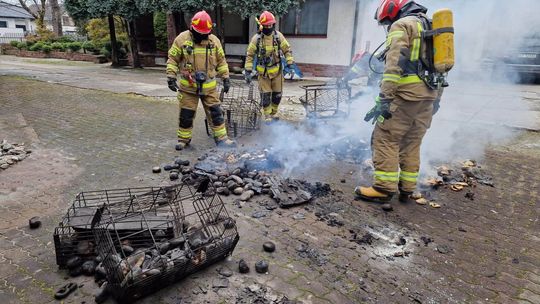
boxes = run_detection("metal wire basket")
[53,187,163,268]
[299,82,352,119]
[90,181,239,303]
[206,79,261,138]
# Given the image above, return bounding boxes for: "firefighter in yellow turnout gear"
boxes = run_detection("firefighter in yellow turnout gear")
[166,11,235,150]
[245,11,295,121]
[356,0,448,204]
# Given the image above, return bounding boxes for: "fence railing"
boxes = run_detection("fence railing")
[0,32,25,44]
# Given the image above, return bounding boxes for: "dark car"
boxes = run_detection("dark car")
[484,34,540,83]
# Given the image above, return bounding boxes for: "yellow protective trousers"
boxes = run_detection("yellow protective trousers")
[258,72,283,115]
[371,97,434,193]
[177,89,228,143]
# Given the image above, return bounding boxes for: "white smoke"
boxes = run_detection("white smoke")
[260,0,536,178]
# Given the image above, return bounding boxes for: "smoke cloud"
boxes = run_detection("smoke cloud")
[260,0,535,179]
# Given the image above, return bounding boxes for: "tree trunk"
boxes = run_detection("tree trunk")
[167,11,176,48]
[177,12,188,32]
[167,11,186,48]
[108,15,119,67]
[127,19,141,68]
[49,0,63,36]
[215,5,225,46]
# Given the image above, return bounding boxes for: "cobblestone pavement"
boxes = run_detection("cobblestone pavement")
[0,74,539,304]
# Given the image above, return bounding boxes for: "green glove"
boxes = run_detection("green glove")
[364,96,392,124]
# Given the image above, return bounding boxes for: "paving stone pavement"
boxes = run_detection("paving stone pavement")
[0,75,539,304]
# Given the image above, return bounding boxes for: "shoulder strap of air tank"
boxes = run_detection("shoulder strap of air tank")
[414,14,437,89]
[255,33,262,54]
[273,30,281,53]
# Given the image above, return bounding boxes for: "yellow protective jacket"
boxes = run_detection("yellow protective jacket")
[380,15,438,102]
[167,31,229,95]
[245,31,293,79]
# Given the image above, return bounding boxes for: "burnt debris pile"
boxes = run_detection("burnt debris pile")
[415,160,495,205]
[160,148,332,209]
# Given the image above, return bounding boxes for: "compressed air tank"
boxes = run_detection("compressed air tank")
[432,9,454,73]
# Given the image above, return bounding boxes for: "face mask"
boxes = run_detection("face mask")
[191,29,209,43]
[262,26,274,36]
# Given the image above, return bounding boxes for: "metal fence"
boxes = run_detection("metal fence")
[0,32,25,44]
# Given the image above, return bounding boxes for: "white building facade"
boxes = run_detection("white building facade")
[223,0,385,76]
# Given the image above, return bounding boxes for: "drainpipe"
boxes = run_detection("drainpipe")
[350,0,361,64]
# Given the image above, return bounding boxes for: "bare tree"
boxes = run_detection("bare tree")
[18,0,47,33]
[49,0,62,36]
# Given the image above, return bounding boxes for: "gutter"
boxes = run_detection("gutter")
[350,0,361,64]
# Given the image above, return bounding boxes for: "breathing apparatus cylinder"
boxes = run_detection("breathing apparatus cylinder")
[432,9,454,73]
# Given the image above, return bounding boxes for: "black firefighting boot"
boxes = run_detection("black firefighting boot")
[354,186,394,203]
[398,190,414,204]
[175,140,190,151]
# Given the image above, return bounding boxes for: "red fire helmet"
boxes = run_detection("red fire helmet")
[375,0,411,24]
[259,11,276,26]
[191,10,213,34]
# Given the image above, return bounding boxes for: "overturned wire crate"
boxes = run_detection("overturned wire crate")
[299,82,352,119]
[91,181,239,303]
[53,187,164,268]
[205,79,261,138]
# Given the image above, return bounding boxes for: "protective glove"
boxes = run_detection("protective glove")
[364,96,392,124]
[432,99,440,115]
[244,70,252,84]
[223,78,230,94]
[167,77,179,92]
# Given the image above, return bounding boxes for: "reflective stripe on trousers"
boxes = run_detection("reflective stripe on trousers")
[399,171,418,182]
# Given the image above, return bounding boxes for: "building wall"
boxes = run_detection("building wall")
[285,0,357,66]
[222,0,382,76]
[0,18,34,32]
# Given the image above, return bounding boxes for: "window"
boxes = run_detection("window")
[224,12,249,44]
[0,21,7,28]
[281,0,330,36]
[15,25,26,31]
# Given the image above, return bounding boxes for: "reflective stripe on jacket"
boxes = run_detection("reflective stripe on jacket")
[380,15,438,102]
[245,31,293,79]
[166,31,229,95]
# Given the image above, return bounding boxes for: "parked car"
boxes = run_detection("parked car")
[484,33,540,83]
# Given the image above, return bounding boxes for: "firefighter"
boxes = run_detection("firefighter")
[355,0,440,203]
[342,51,383,87]
[244,11,296,122]
[166,10,235,150]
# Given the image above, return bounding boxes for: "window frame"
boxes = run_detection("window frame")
[280,0,330,38]
[0,21,8,28]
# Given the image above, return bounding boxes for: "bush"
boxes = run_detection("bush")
[41,44,52,53]
[10,40,19,47]
[16,41,27,50]
[154,12,168,52]
[50,42,66,51]
[100,47,110,59]
[67,42,82,52]
[29,42,45,51]
[104,40,127,59]
[82,41,98,54]
[56,36,75,43]
[118,47,127,59]
[26,40,36,48]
